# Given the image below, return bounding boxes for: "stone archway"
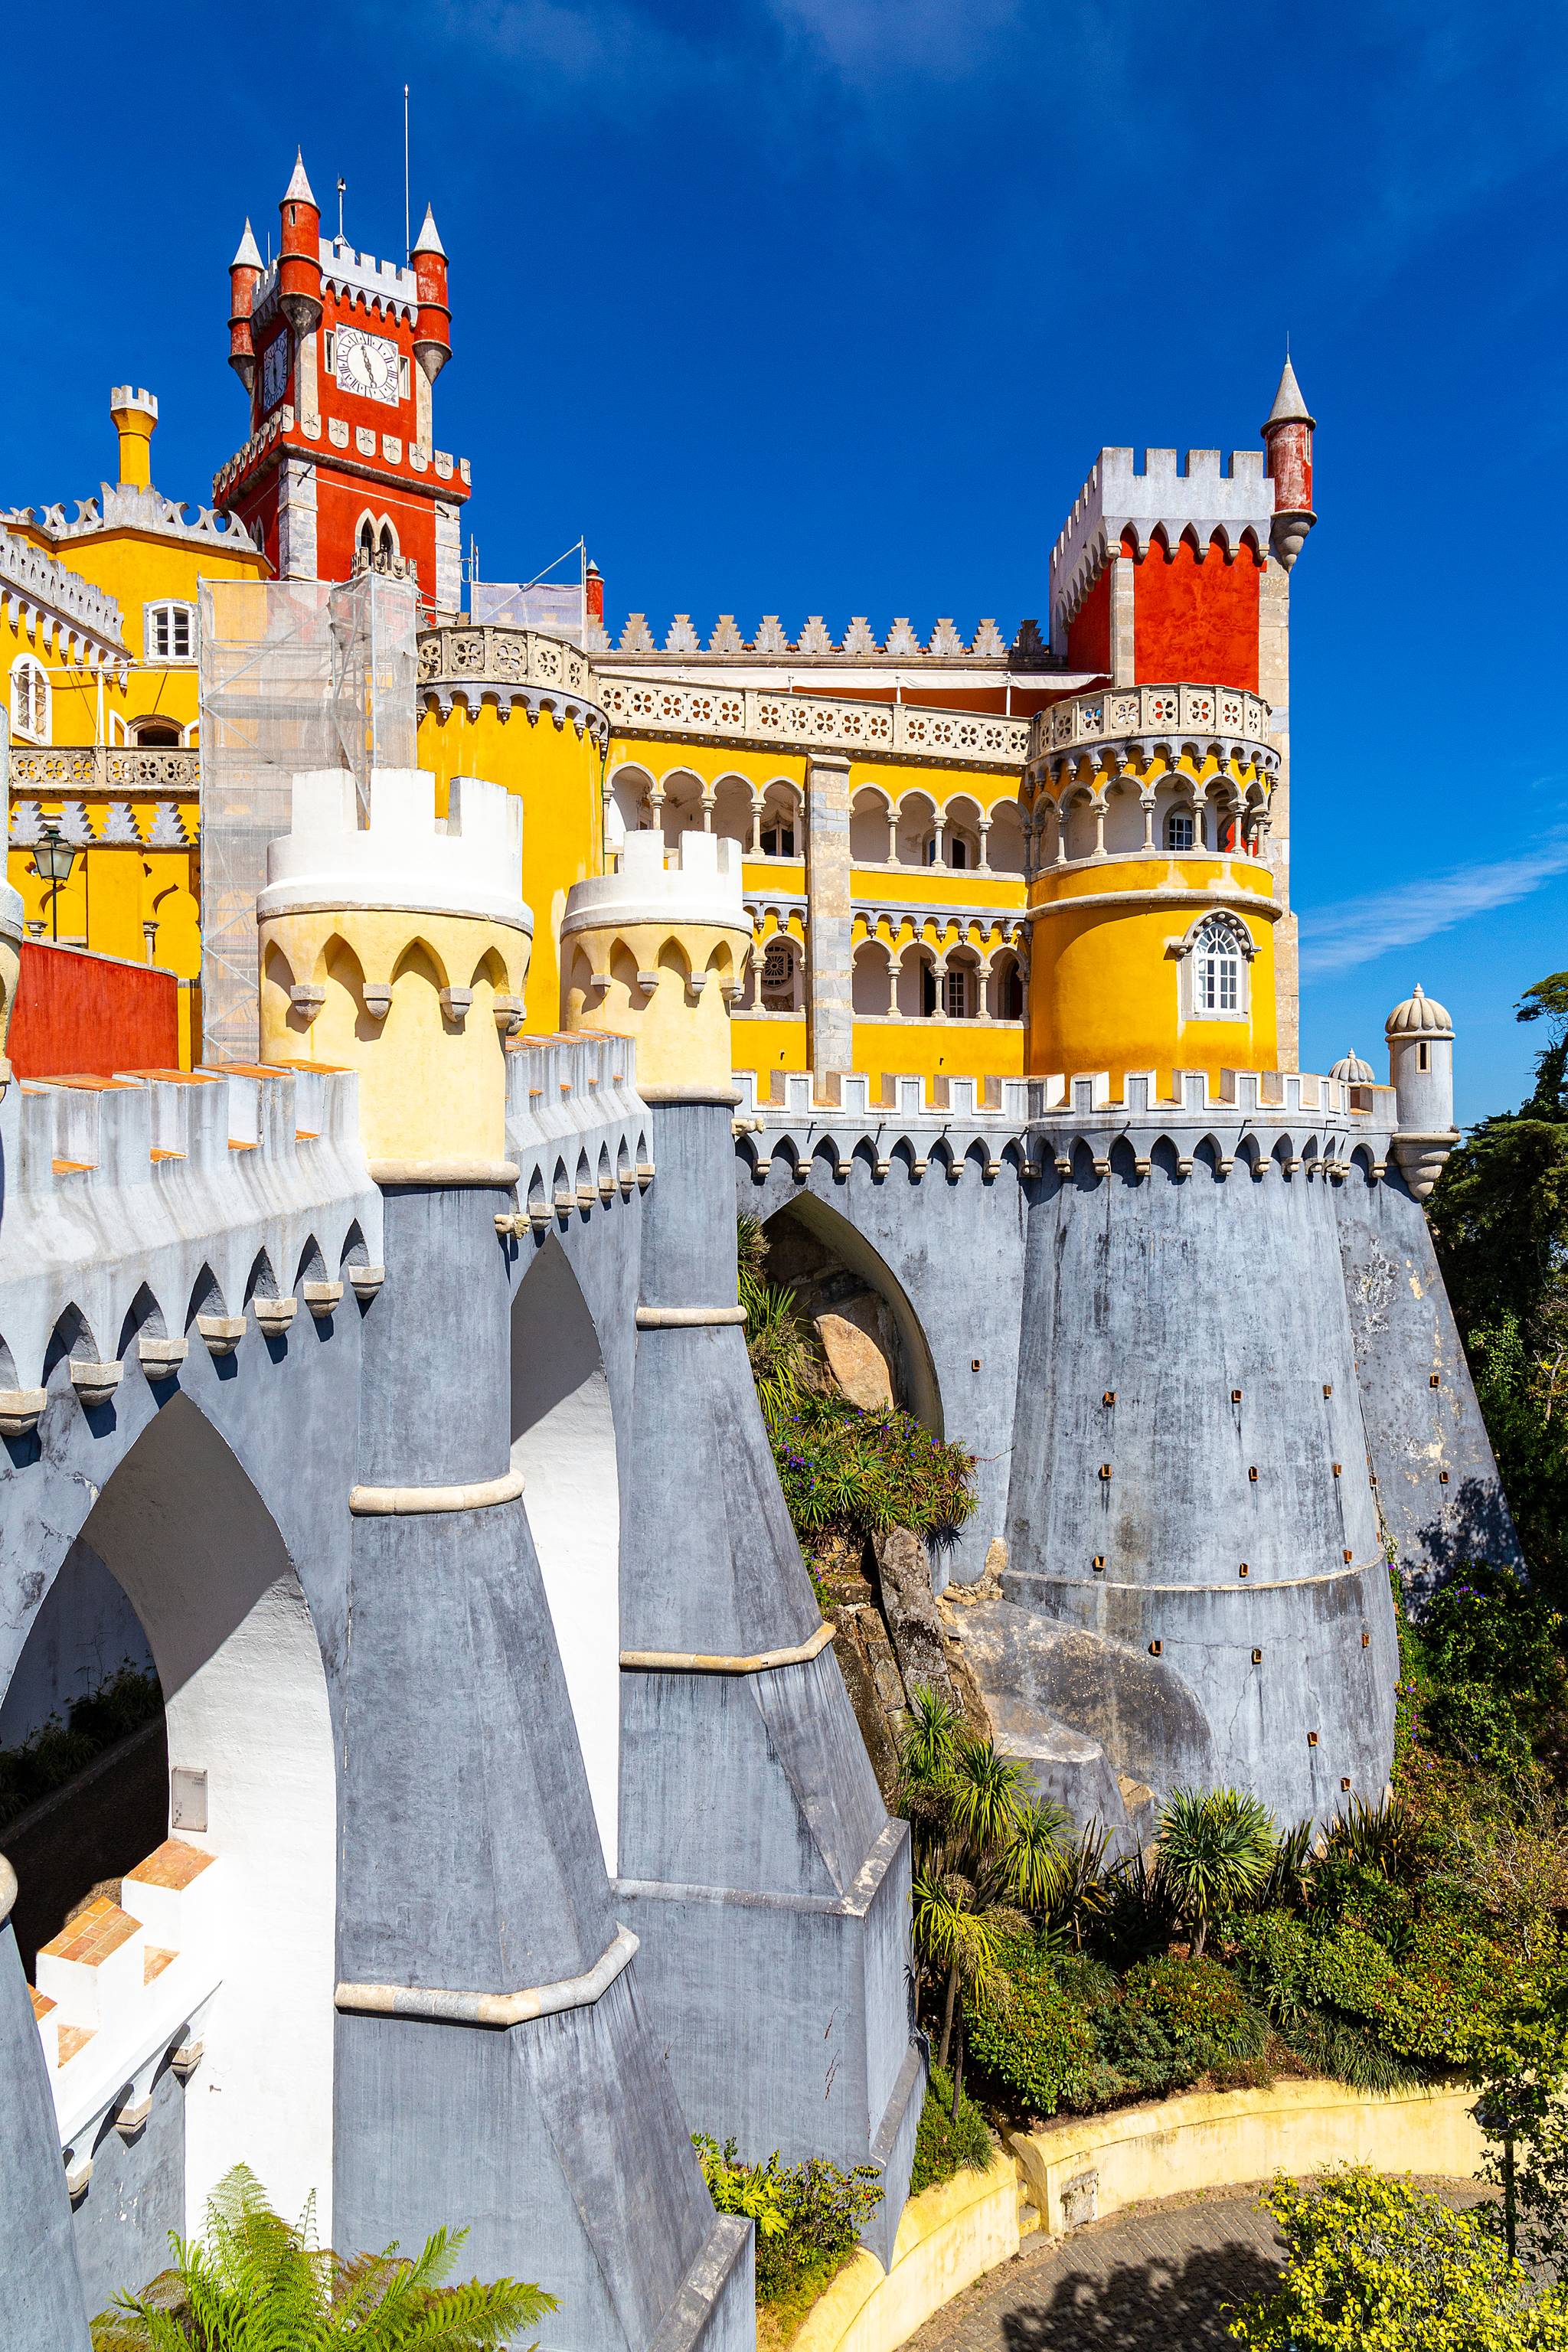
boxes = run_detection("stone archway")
[762,1194,944,1435]
[55,1396,337,2242]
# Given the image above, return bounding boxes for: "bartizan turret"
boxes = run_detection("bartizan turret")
[1263,355,1316,570]
[276,151,323,340]
[560,828,924,2265]
[227,220,263,389]
[256,767,530,1183]
[1386,982,1459,1203]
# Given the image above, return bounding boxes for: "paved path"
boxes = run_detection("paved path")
[906,2189,1286,2352]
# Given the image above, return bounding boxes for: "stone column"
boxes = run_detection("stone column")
[1109,553,1136,686]
[563,835,923,2269]
[804,751,854,1084]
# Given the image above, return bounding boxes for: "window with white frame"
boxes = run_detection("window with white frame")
[943,965,970,1018]
[1165,809,1196,851]
[9,655,49,743]
[145,601,197,663]
[1187,913,1251,1020]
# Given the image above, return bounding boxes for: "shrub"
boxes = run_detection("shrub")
[0,1663,162,1832]
[692,2136,882,2310]
[966,1935,1118,2117]
[909,2064,992,2194]
[770,1396,976,1544]
[1227,2166,1568,2351]
[1102,1954,1267,2096]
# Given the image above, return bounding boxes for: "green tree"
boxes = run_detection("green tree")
[1227,2167,1568,2351]
[1155,1787,1276,1955]
[93,2164,555,2352]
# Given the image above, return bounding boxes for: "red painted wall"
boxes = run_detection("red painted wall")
[1133,537,1260,691]
[10,943,179,1080]
[315,472,441,596]
[1066,566,1112,676]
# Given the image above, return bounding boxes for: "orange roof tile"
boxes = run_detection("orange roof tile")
[30,1988,56,2022]
[40,1897,139,1966]
[143,1946,177,1984]
[126,1838,214,1892]
[57,2024,96,2064]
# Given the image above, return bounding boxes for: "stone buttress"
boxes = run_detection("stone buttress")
[258,776,752,2352]
[563,831,923,2265]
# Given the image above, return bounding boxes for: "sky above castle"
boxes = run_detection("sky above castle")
[8,0,1565,1124]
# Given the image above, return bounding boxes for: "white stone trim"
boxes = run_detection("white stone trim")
[335,1922,638,2027]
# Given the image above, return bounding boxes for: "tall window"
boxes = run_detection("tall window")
[1191,915,1246,1017]
[760,819,796,856]
[145,601,196,662]
[9,655,49,743]
[944,966,969,1018]
[1165,809,1195,851]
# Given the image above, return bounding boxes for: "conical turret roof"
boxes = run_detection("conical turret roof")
[230,218,263,270]
[283,149,317,205]
[1263,354,1315,433]
[411,203,446,258]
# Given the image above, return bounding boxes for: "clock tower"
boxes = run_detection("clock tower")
[215,152,469,611]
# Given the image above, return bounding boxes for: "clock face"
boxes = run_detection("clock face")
[260,332,291,413]
[335,326,401,406]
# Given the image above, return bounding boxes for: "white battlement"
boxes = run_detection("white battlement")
[734,1063,1406,1187]
[560,828,749,939]
[1050,445,1276,639]
[256,766,531,934]
[33,1839,222,2174]
[503,1031,654,1233]
[0,1063,381,1410]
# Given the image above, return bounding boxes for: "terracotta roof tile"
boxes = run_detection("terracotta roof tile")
[126,1838,214,1892]
[41,1896,139,1966]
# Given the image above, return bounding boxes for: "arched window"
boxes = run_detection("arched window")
[1187,913,1251,1020]
[358,518,377,568]
[760,818,795,857]
[144,600,196,662]
[9,655,49,743]
[1165,809,1195,852]
[377,521,398,573]
[132,720,182,747]
[760,937,798,1008]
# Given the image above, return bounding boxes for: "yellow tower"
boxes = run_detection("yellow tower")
[256,767,531,1179]
[1021,686,1281,1093]
[560,830,752,1099]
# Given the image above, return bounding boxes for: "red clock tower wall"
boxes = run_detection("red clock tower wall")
[215,155,466,612]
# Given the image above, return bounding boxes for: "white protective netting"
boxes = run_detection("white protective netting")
[198,573,417,1062]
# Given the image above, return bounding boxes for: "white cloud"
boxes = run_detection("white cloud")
[1300,835,1568,978]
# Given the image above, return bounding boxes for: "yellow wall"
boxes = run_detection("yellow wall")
[1027,857,1278,1089]
[419,700,604,1043]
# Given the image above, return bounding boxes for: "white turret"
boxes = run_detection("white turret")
[1385,984,1457,1200]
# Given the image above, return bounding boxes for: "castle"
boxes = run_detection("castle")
[0,155,1518,2347]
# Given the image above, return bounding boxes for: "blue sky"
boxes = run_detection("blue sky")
[6,1,1565,1122]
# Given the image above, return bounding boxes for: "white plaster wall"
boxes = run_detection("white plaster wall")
[83,1399,337,2239]
[510,1241,621,1875]
[0,1539,153,1747]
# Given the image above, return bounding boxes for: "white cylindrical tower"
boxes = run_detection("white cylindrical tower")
[1386,983,1457,1200]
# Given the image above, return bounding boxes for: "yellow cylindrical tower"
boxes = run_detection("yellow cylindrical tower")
[1023,690,1281,1092]
[109,386,158,490]
[256,766,531,1181]
[560,830,753,1099]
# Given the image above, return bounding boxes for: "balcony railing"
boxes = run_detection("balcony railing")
[1027,683,1272,769]
[7,746,199,795]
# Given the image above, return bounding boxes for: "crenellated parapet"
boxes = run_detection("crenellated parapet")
[501,1028,654,1233]
[257,766,531,1181]
[735,1062,1403,1188]
[561,831,753,1099]
[0,1062,380,1430]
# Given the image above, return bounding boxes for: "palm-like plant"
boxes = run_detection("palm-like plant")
[1155,1787,1277,1955]
[93,2164,556,2352]
[897,1685,1070,2106]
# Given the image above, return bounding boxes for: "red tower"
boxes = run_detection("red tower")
[1261,357,1316,570]
[213,154,469,611]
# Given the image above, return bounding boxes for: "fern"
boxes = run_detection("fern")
[93,2163,556,2350]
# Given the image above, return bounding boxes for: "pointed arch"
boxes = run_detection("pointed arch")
[762,1191,943,1435]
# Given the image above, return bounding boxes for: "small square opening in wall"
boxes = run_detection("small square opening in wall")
[1149,1640,1162,1658]
[1323,1383,1333,1398]
[1341,1777,1352,1792]
[1344,1549,1354,1563]
[1231,1389,1243,1403]
[1093,1555,1106,1571]
[1429,1373,1442,1389]
[1238,1563,1250,1578]
[972,1358,982,1372]
[1439,1471,1450,1485]
[1099,1463,1112,1481]
[1248,1466,1259,1483]
[1252,1648,1263,1664]
[1307,1731,1319,1746]
[1102,1390,1116,1406]
[1362,1631,1371,1647]
[171,1767,208,1834]
[1332,1462,1342,1476]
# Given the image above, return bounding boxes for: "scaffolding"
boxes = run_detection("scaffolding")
[198,573,416,1062]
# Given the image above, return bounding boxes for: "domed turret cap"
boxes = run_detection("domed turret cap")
[1386,983,1454,1039]
[1330,1047,1376,1083]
